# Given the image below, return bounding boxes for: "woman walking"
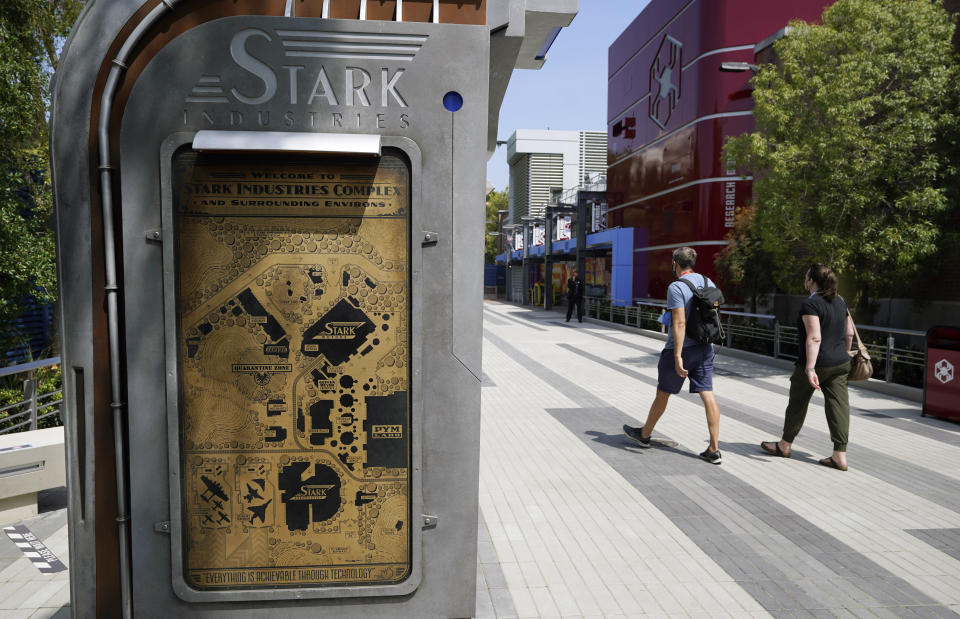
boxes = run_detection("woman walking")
[761,264,855,470]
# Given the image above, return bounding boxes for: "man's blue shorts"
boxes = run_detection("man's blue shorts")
[657,344,715,394]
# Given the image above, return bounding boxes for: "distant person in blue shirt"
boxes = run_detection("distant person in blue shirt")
[623,246,722,464]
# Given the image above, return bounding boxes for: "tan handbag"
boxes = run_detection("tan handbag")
[847,310,873,381]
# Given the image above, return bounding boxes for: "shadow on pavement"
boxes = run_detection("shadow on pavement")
[38,486,68,514]
[583,429,699,460]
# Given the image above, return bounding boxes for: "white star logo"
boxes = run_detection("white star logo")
[656,66,677,99]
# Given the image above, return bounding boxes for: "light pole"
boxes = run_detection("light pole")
[719,61,759,73]
[501,223,523,302]
[520,215,541,306]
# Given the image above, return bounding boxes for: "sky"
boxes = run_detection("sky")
[486,1,653,192]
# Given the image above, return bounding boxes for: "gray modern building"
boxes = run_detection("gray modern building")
[506,129,606,221]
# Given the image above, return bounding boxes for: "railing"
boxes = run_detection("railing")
[526,285,562,307]
[0,357,63,435]
[582,297,926,388]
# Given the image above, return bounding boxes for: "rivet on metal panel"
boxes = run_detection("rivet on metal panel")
[422,514,438,528]
[154,521,171,534]
[146,229,162,241]
[422,230,438,246]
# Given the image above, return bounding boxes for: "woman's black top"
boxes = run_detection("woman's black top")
[797,293,849,368]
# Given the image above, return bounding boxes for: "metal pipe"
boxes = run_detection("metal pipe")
[96,1,184,616]
[773,321,781,359]
[886,335,895,382]
[25,375,38,431]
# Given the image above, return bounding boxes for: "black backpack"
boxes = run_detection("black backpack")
[679,278,726,345]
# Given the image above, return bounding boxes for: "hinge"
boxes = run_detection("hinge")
[421,514,438,528]
[154,520,170,534]
[146,228,162,242]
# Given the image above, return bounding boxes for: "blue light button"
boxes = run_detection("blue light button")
[443,91,463,112]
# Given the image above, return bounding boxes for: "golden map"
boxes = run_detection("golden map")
[173,151,410,589]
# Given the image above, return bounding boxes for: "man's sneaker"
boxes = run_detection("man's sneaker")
[699,448,722,465]
[623,424,651,447]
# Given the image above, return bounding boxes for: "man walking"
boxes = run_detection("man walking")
[566,270,584,322]
[623,247,722,464]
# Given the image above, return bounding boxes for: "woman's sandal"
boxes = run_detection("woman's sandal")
[818,456,848,471]
[760,441,791,458]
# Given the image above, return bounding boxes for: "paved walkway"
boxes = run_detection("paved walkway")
[3,300,959,617]
[0,503,70,618]
[476,301,960,618]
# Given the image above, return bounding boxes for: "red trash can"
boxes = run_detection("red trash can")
[923,326,960,421]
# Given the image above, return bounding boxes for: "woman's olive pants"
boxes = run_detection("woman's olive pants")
[781,362,851,452]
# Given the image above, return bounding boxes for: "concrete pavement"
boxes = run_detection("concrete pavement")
[476,300,960,618]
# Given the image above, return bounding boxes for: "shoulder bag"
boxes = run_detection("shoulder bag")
[847,309,873,381]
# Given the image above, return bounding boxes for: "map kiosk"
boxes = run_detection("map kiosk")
[50,1,576,616]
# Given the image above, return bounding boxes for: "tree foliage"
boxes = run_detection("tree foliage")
[715,206,777,313]
[485,189,508,263]
[0,0,82,351]
[723,0,960,308]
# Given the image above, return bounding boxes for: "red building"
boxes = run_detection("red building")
[607,0,834,300]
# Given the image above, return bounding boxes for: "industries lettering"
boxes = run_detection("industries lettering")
[236,183,326,195]
[182,109,412,131]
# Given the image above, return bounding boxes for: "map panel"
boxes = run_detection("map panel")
[173,150,411,590]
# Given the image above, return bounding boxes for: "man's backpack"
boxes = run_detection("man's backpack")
[679,278,726,345]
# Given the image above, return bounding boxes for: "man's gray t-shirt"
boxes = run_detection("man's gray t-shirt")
[664,272,714,349]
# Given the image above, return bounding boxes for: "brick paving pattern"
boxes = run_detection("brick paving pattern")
[476,301,960,618]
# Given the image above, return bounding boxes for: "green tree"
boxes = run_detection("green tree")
[485,189,508,264]
[715,206,777,313]
[723,0,960,311]
[0,0,82,353]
